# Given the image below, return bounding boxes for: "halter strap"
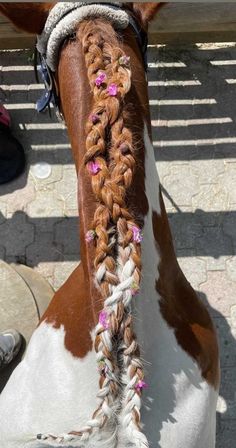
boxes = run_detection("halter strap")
[128,14,148,71]
[36,2,148,113]
[37,2,129,71]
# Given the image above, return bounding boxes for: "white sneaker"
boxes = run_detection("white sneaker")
[0,329,22,369]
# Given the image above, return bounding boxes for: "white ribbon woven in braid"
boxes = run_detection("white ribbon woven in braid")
[37,425,118,447]
[36,275,135,444]
[94,269,134,404]
[116,237,149,447]
[37,2,129,71]
[36,4,146,445]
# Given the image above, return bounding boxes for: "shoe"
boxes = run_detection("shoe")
[0,329,22,369]
[0,104,25,185]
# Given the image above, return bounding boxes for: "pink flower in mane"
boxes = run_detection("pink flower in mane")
[87,161,101,175]
[135,380,148,392]
[107,83,118,96]
[90,113,100,124]
[120,142,130,155]
[99,310,109,330]
[119,55,131,67]
[95,72,106,87]
[85,230,96,243]
[131,281,140,296]
[98,360,109,375]
[132,225,143,243]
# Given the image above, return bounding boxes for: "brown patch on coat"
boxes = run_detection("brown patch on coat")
[42,22,151,360]
[57,33,104,325]
[56,23,151,321]
[46,21,152,358]
[57,24,150,223]
[41,263,94,358]
[153,193,220,389]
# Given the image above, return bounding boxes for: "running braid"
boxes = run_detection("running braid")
[82,19,149,447]
[107,40,149,447]
[37,19,148,446]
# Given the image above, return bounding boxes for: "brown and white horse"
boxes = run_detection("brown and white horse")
[0,3,219,448]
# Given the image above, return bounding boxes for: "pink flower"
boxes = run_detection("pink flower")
[119,55,130,67]
[107,83,118,97]
[135,380,148,392]
[99,310,109,329]
[87,161,101,175]
[95,72,106,87]
[131,281,139,296]
[85,230,96,243]
[132,226,143,243]
[120,143,130,155]
[98,360,108,375]
[90,113,100,125]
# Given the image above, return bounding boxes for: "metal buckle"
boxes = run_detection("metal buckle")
[36,57,53,113]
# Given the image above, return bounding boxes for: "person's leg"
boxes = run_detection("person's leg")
[0,330,22,369]
[0,104,25,184]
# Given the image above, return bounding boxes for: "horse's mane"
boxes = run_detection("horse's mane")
[39,17,147,446]
[78,18,148,447]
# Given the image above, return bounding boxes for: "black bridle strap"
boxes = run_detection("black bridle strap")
[128,14,148,71]
[35,4,148,114]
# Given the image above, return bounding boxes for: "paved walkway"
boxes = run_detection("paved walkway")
[0,43,236,447]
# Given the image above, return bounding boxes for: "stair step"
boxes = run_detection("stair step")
[0,261,37,391]
[0,261,38,344]
[11,263,54,320]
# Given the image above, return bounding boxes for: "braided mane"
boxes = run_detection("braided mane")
[80,19,148,447]
[40,18,148,447]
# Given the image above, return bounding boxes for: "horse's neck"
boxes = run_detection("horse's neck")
[0,34,220,448]
[45,26,219,402]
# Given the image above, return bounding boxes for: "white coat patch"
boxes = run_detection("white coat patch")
[118,124,218,448]
[0,322,116,448]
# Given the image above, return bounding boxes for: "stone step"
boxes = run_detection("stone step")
[0,261,38,344]
[0,261,54,392]
[11,263,54,320]
[0,261,35,391]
